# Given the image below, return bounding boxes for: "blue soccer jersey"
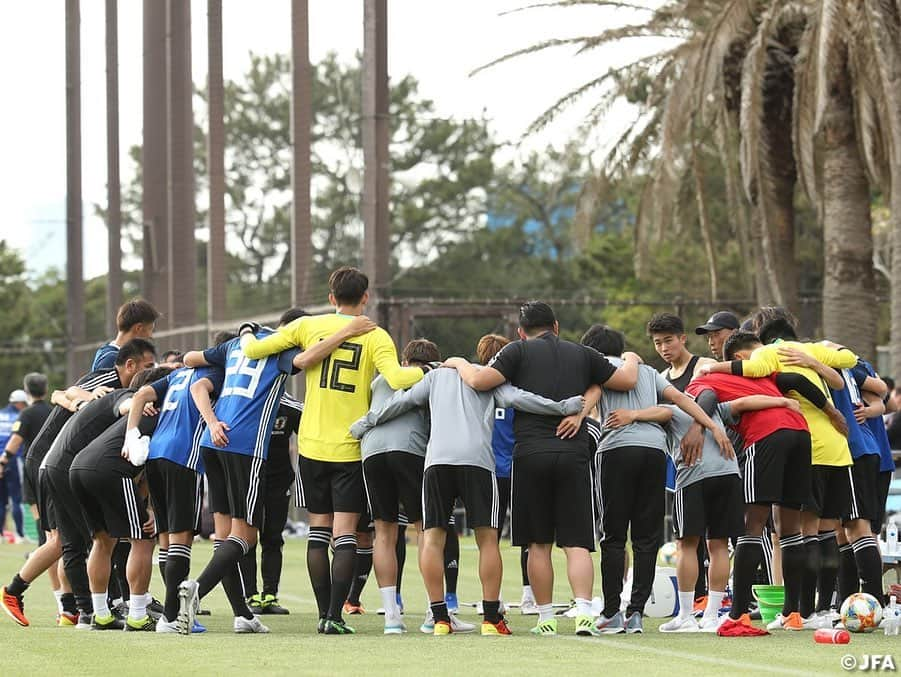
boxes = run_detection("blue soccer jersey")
[148,366,225,472]
[0,404,19,451]
[91,342,120,370]
[857,360,895,472]
[199,333,298,459]
[830,367,879,460]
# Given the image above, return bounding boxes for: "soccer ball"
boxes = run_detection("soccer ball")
[840,593,883,633]
[658,541,677,567]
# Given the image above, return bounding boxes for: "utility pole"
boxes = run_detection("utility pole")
[290,0,313,307]
[207,0,226,324]
[105,0,122,335]
[66,0,84,381]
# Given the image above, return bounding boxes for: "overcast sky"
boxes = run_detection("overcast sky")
[0,0,650,278]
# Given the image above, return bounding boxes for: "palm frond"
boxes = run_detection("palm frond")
[469,35,609,77]
[696,0,764,122]
[813,0,847,133]
[792,16,822,213]
[498,0,654,16]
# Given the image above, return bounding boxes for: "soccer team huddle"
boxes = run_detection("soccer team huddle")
[0,264,896,639]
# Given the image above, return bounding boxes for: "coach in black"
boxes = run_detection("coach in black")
[448,301,640,636]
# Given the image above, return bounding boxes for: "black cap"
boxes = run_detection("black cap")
[695,311,740,335]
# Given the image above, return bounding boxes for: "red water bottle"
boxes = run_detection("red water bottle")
[814,628,850,644]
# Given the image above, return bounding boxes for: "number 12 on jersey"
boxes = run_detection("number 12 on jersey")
[319,341,362,393]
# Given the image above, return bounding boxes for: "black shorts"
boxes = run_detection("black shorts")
[37,467,57,531]
[845,454,881,523]
[873,470,893,534]
[297,455,364,515]
[362,451,425,524]
[742,429,811,508]
[422,464,499,531]
[806,464,852,519]
[70,466,151,540]
[146,458,204,534]
[22,459,38,505]
[511,451,595,551]
[202,447,266,528]
[673,474,744,540]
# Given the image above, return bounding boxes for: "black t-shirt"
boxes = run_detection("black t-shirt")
[25,368,122,468]
[13,401,51,456]
[489,332,617,456]
[71,414,158,479]
[267,394,302,479]
[42,388,133,470]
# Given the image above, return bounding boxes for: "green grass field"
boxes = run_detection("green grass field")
[0,538,893,675]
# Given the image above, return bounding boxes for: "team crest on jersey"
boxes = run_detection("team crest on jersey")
[495,408,506,420]
[273,416,287,431]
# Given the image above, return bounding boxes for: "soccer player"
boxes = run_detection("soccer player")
[695,311,740,360]
[69,366,171,630]
[647,313,716,609]
[0,390,29,541]
[475,334,537,614]
[0,374,51,540]
[238,307,305,616]
[702,327,855,632]
[177,315,375,635]
[91,299,160,370]
[123,332,232,631]
[446,301,640,637]
[0,339,156,627]
[355,351,586,636]
[242,391,303,616]
[40,346,158,628]
[241,267,428,635]
[350,338,437,633]
[580,324,732,635]
[659,392,798,632]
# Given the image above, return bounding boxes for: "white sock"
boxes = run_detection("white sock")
[129,593,150,620]
[53,590,63,614]
[379,586,398,621]
[678,591,695,620]
[92,592,110,618]
[575,597,592,617]
[538,603,554,622]
[522,585,534,602]
[705,590,725,619]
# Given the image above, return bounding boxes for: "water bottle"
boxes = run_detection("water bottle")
[888,522,898,555]
[885,596,900,637]
[814,628,850,644]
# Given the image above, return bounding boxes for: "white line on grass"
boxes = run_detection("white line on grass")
[555,635,811,675]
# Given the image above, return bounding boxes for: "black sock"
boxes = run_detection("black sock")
[694,540,708,599]
[112,540,131,602]
[327,534,357,621]
[838,543,858,601]
[6,573,29,597]
[307,527,332,619]
[444,527,459,595]
[800,535,821,618]
[483,600,501,624]
[197,536,248,599]
[395,525,407,594]
[60,592,77,615]
[239,545,258,599]
[852,536,884,603]
[346,545,373,606]
[779,533,805,616]
[164,544,191,622]
[431,600,450,623]
[521,547,530,586]
[729,536,763,619]
[158,547,168,586]
[222,558,254,620]
[816,531,839,612]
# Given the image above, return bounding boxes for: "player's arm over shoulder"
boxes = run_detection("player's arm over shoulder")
[692,357,717,380]
[370,328,424,390]
[735,345,780,378]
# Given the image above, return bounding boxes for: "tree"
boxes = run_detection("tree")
[114,52,497,315]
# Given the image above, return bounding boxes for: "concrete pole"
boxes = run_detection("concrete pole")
[66,0,85,381]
